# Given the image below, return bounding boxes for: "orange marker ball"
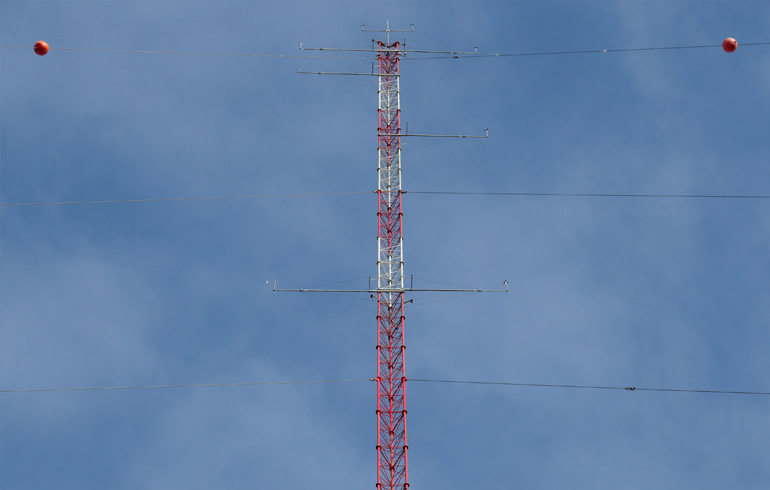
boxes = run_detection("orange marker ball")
[722,37,737,53]
[34,40,49,56]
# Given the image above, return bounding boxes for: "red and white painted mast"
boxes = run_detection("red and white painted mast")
[375,34,408,490]
[284,27,496,490]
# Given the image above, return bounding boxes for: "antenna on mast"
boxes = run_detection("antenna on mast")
[362,21,414,44]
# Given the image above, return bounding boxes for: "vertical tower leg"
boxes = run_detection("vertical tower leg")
[376,41,408,490]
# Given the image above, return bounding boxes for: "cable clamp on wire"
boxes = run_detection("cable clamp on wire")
[624,386,637,391]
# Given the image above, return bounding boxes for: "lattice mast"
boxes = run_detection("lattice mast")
[281,27,498,490]
[376,39,408,490]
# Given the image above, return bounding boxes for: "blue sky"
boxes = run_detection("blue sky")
[2,1,770,488]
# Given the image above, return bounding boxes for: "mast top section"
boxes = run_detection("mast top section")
[362,20,414,44]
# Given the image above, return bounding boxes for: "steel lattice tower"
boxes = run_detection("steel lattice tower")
[280,27,498,490]
[375,40,408,490]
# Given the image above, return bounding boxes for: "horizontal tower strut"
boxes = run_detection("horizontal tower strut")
[273,284,509,294]
[299,45,478,55]
[297,69,386,76]
[362,23,414,33]
[381,130,489,138]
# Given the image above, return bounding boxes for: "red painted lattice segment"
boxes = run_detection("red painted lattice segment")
[376,293,408,490]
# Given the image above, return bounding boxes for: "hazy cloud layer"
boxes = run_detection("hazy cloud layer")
[2,1,769,489]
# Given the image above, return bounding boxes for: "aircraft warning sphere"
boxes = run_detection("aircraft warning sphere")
[722,38,738,53]
[34,40,49,56]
